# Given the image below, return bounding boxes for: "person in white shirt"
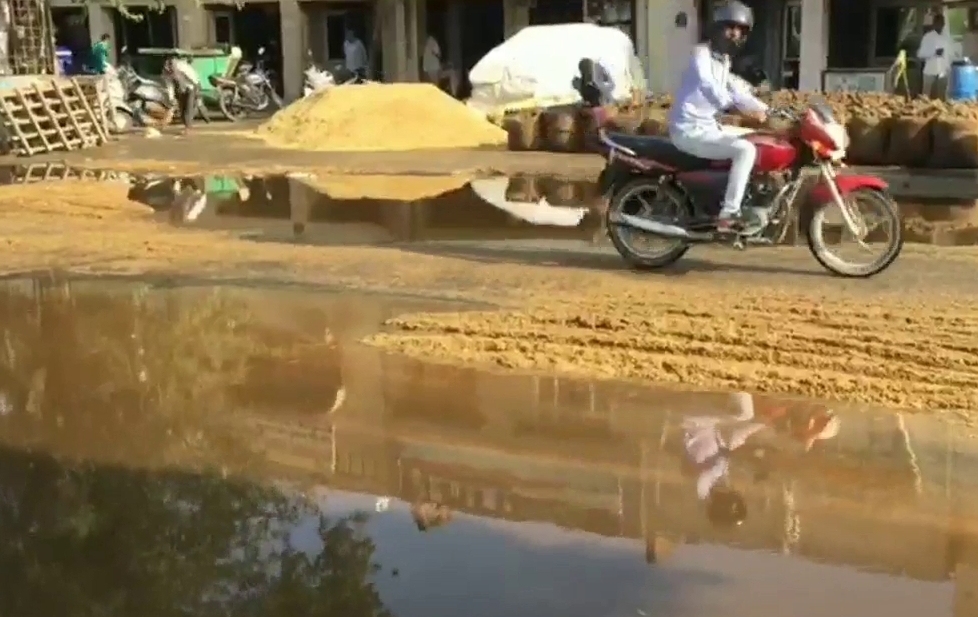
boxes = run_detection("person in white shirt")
[343,29,369,82]
[422,34,457,96]
[0,0,10,75]
[681,392,767,528]
[162,55,202,131]
[668,1,768,233]
[917,13,950,99]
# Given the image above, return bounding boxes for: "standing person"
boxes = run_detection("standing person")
[668,0,768,233]
[681,392,768,528]
[162,54,202,133]
[422,34,457,96]
[343,28,368,82]
[0,0,10,75]
[89,33,112,74]
[917,13,950,99]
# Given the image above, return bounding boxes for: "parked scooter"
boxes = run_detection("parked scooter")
[117,47,209,126]
[101,64,136,133]
[212,46,283,121]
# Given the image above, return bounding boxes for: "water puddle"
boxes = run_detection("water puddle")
[0,275,974,616]
[5,163,978,247]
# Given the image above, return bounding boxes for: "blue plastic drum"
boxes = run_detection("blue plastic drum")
[949,60,978,102]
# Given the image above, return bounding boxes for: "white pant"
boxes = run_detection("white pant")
[670,124,757,214]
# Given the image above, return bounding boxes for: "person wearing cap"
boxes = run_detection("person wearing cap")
[681,391,767,528]
[668,0,768,233]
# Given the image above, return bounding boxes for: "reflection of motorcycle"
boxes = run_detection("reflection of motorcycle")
[590,82,903,277]
[212,46,283,121]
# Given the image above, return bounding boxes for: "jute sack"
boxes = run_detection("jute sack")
[846,115,891,165]
[930,118,978,168]
[541,109,581,152]
[504,111,543,151]
[504,176,542,202]
[886,116,933,167]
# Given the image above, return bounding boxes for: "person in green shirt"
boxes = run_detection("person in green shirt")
[89,34,111,74]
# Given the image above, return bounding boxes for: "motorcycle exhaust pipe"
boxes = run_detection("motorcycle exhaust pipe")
[613,213,713,241]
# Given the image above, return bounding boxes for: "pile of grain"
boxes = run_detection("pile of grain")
[257,83,507,152]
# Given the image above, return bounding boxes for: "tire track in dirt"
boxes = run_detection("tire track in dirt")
[368,290,978,414]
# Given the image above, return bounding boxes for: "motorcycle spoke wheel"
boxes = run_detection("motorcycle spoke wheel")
[616,184,686,258]
[808,188,903,277]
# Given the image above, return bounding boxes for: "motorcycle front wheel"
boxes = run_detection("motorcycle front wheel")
[218,88,247,122]
[807,187,903,278]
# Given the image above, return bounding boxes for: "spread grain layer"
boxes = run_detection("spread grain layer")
[256,83,507,151]
[4,181,978,416]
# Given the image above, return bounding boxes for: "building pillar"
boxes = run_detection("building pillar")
[406,0,420,80]
[380,0,410,80]
[446,0,462,76]
[175,0,208,48]
[798,0,828,91]
[646,0,696,95]
[280,0,303,100]
[503,0,530,38]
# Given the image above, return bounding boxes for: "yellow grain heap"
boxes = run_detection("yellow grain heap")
[256,83,507,151]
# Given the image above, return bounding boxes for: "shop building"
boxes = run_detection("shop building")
[45,0,965,104]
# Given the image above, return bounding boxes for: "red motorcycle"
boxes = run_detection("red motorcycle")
[595,102,902,277]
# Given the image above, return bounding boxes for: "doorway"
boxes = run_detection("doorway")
[459,0,505,98]
[302,2,372,75]
[781,0,801,89]
[212,10,234,45]
[205,3,283,93]
[111,6,177,56]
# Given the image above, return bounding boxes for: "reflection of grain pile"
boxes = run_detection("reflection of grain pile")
[257,84,507,151]
[306,174,471,200]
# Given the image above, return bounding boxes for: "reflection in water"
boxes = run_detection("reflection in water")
[0,277,974,615]
[0,278,394,616]
[115,169,978,248]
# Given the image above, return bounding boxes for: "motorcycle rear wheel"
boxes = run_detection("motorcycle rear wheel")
[806,187,903,278]
[606,178,691,270]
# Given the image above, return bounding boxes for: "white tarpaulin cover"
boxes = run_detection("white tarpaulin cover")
[467,23,644,113]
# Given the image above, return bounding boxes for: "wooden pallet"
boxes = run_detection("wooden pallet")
[0,77,110,156]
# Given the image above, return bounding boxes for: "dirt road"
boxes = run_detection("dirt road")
[2,180,977,415]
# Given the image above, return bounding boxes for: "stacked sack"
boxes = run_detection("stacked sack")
[498,90,978,169]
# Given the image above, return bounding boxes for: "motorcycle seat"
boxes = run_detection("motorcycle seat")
[605,133,715,171]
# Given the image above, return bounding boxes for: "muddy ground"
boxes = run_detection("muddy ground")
[3,174,978,417]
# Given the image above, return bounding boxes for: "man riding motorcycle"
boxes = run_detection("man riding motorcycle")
[668,0,769,232]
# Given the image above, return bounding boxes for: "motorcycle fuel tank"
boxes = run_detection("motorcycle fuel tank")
[748,134,797,172]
